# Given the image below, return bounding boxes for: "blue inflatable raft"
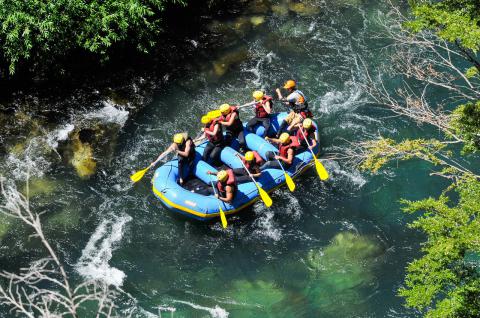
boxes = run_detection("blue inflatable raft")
[152,112,320,221]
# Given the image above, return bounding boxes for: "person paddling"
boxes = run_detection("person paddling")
[233,151,264,182]
[295,118,317,152]
[246,90,273,137]
[275,80,313,137]
[201,115,224,165]
[218,103,246,153]
[150,133,195,185]
[207,169,237,203]
[261,132,300,170]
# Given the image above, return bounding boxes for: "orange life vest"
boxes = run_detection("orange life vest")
[242,151,263,172]
[216,169,237,198]
[205,119,223,143]
[279,136,300,158]
[255,95,273,118]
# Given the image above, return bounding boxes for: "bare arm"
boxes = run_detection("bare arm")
[276,88,283,99]
[263,101,272,114]
[204,124,219,136]
[150,144,176,167]
[220,113,237,127]
[176,140,192,157]
[218,185,234,203]
[265,136,281,144]
[275,148,294,164]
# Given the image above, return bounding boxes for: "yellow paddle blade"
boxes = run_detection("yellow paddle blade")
[257,184,273,207]
[208,110,222,118]
[219,209,228,228]
[314,155,329,181]
[284,172,296,192]
[130,167,150,183]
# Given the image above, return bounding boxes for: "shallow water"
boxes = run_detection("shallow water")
[0,0,455,317]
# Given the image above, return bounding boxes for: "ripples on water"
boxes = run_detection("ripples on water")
[0,1,434,317]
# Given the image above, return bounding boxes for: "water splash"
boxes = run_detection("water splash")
[172,300,229,318]
[76,214,132,287]
[83,101,130,127]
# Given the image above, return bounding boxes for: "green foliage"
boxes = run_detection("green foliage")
[0,0,186,74]
[399,176,480,318]
[405,0,480,52]
[450,101,480,153]
[360,138,447,173]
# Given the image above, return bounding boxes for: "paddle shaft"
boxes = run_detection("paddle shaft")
[298,127,315,157]
[235,154,261,188]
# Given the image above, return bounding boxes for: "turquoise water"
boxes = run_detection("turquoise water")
[0,0,455,317]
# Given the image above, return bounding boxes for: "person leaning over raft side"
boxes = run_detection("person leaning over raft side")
[207,169,237,203]
[218,103,246,153]
[232,151,264,182]
[275,79,313,137]
[261,133,300,170]
[201,115,224,165]
[150,133,195,185]
[294,118,317,152]
[246,90,273,137]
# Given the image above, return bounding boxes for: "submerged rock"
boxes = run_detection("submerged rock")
[271,3,289,15]
[212,47,250,77]
[248,0,272,14]
[288,0,321,16]
[304,232,384,315]
[21,178,58,198]
[46,206,81,231]
[250,16,266,26]
[224,280,288,317]
[70,133,97,179]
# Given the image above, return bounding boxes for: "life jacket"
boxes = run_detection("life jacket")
[242,151,263,173]
[296,126,316,145]
[289,90,312,118]
[222,106,243,132]
[255,95,273,118]
[216,169,237,198]
[178,137,196,160]
[279,136,300,159]
[205,119,223,144]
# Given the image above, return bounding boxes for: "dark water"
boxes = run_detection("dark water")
[0,0,454,317]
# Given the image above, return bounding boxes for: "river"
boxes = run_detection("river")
[0,0,447,317]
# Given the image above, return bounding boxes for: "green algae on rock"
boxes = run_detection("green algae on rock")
[304,232,384,315]
[224,280,288,317]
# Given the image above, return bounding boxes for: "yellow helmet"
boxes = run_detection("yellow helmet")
[219,103,231,115]
[279,132,291,144]
[252,90,264,101]
[283,80,296,89]
[173,133,184,144]
[217,170,228,182]
[201,115,212,125]
[303,118,313,129]
[245,151,254,161]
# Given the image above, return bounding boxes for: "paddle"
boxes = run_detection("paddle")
[275,157,296,192]
[235,154,272,207]
[130,150,172,183]
[298,128,329,181]
[210,180,228,228]
[265,139,296,192]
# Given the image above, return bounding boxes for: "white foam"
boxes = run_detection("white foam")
[84,101,129,127]
[46,123,75,149]
[254,210,281,241]
[173,300,228,318]
[318,81,364,114]
[76,215,132,287]
[244,51,276,87]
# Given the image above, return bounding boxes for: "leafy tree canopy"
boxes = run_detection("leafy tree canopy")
[399,176,480,318]
[407,0,480,52]
[0,0,186,75]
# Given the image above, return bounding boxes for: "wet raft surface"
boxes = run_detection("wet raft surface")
[152,112,320,220]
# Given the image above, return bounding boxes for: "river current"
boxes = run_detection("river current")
[0,0,447,317]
